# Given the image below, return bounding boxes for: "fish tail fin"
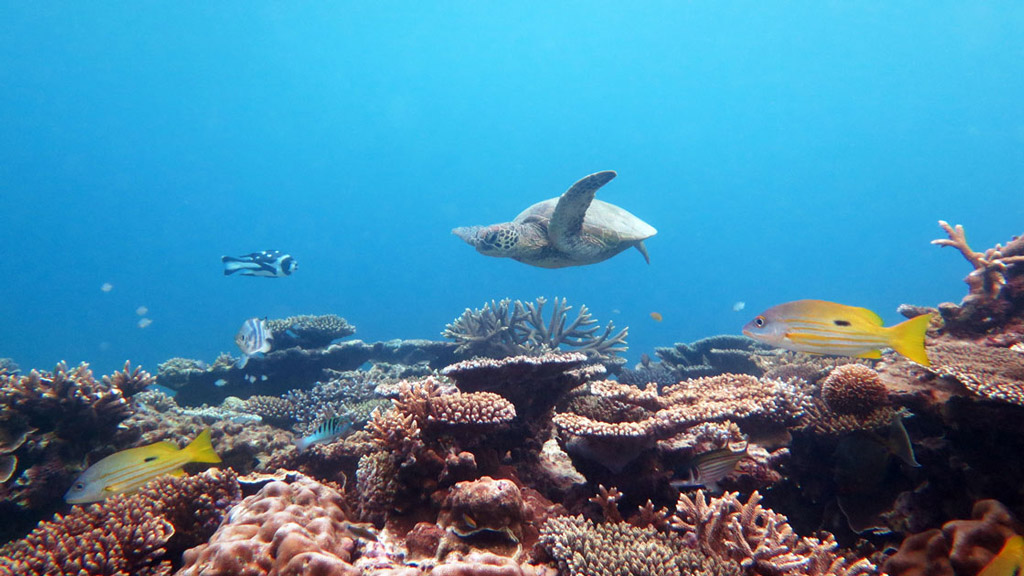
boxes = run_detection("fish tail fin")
[185,429,222,464]
[222,256,245,275]
[887,313,933,366]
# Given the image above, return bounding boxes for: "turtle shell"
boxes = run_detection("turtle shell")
[514,198,657,244]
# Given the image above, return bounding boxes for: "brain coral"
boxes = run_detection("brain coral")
[821,364,890,415]
[176,473,358,576]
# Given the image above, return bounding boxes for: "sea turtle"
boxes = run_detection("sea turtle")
[452,171,657,269]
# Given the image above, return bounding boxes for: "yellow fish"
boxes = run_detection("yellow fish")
[742,299,932,366]
[650,311,663,322]
[979,536,1024,576]
[65,429,221,504]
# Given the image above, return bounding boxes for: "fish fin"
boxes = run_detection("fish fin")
[237,355,249,369]
[151,440,181,452]
[854,307,885,326]
[888,416,921,468]
[979,536,1024,576]
[635,241,651,264]
[854,350,883,359]
[184,429,222,464]
[168,468,186,477]
[887,314,933,366]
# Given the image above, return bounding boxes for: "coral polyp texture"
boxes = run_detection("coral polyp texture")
[265,313,356,349]
[177,473,356,576]
[820,364,890,415]
[442,297,628,367]
[0,469,239,576]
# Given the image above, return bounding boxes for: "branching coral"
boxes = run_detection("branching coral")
[932,221,1024,334]
[442,297,628,366]
[0,469,239,576]
[539,514,740,576]
[672,490,879,576]
[265,314,356,349]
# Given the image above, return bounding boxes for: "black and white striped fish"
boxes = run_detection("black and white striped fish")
[235,317,272,369]
[222,250,298,278]
[671,443,749,493]
[296,416,354,452]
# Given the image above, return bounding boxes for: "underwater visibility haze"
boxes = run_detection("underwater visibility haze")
[1,3,1023,576]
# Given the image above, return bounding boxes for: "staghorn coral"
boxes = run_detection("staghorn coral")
[655,335,772,380]
[884,499,1023,576]
[539,514,740,576]
[672,490,879,576]
[265,314,356,349]
[0,469,239,576]
[931,221,1024,335]
[821,365,890,415]
[102,361,157,397]
[442,352,603,420]
[926,340,1024,406]
[442,297,628,366]
[176,472,357,576]
[430,392,517,426]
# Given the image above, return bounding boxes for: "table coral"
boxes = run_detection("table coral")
[0,469,239,576]
[926,341,1024,406]
[266,314,356,350]
[655,335,772,380]
[176,473,358,576]
[442,352,602,419]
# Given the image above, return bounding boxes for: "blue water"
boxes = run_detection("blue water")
[1,4,1022,376]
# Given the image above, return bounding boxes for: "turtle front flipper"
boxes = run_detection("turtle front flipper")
[549,171,616,255]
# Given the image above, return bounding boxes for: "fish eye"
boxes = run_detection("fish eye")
[754,316,766,328]
[73,482,84,491]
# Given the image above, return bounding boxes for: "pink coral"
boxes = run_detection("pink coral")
[176,473,358,576]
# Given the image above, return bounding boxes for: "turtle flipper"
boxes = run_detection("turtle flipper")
[549,171,616,253]
[635,241,651,264]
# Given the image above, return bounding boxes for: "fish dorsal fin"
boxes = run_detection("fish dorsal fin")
[850,306,884,326]
[151,440,181,453]
[888,415,921,468]
[549,171,616,252]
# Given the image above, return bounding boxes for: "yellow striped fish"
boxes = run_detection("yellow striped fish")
[979,536,1024,576]
[64,429,221,504]
[742,300,933,366]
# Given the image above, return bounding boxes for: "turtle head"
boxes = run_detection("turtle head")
[453,224,521,257]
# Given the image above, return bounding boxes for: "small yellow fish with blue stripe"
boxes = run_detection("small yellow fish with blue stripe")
[742,299,933,366]
[65,429,221,504]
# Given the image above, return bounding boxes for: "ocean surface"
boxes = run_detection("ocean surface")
[1,3,1021,376]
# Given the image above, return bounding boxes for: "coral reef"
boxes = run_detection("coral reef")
[266,314,357,349]
[0,469,239,576]
[442,351,603,420]
[176,472,357,576]
[925,340,1024,406]
[931,221,1024,336]
[821,365,890,416]
[538,514,740,576]
[884,499,1023,576]
[654,335,772,380]
[0,362,156,541]
[161,339,458,405]
[442,297,628,369]
[673,490,879,576]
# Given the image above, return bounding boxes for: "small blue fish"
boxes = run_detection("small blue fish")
[236,318,272,369]
[222,250,298,278]
[296,416,354,452]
